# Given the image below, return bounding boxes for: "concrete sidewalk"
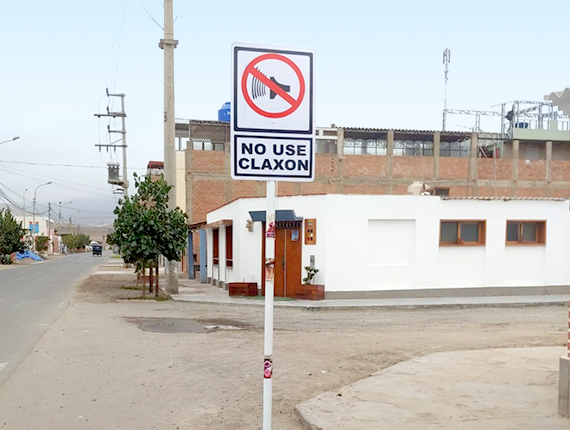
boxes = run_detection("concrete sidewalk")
[295,347,569,430]
[172,278,569,309]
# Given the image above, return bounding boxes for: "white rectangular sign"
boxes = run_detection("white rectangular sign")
[231,42,315,182]
[233,135,314,181]
[232,43,314,134]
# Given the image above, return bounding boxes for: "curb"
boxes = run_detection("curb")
[169,295,569,310]
[294,406,323,430]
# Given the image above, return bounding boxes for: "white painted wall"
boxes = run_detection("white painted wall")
[13,215,51,236]
[206,195,570,293]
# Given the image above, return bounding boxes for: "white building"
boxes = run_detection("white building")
[11,213,61,254]
[204,195,570,299]
[12,215,52,237]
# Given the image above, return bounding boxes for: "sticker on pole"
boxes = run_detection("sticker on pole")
[232,43,314,134]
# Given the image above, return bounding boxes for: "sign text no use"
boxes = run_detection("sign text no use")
[234,136,313,180]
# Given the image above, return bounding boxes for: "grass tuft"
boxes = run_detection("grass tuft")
[126,296,169,301]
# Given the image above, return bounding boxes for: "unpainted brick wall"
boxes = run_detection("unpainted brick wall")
[478,159,512,181]
[518,160,546,181]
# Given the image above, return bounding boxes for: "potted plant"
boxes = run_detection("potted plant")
[296,266,324,300]
[302,266,319,285]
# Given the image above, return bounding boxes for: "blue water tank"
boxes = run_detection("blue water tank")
[218,102,231,122]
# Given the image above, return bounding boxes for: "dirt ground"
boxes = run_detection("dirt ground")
[0,265,568,430]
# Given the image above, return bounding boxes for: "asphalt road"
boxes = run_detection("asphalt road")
[0,252,107,387]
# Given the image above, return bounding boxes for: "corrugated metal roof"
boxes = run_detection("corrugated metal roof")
[343,127,471,136]
[442,197,567,201]
[147,161,164,169]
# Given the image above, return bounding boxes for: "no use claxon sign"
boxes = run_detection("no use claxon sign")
[231,42,315,182]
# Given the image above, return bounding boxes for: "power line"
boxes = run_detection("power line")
[141,2,163,29]
[0,160,146,170]
[107,0,127,111]
[0,165,120,196]
[112,0,127,98]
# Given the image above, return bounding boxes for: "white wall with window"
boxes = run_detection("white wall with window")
[205,195,570,298]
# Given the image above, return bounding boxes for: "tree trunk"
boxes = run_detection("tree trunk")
[141,267,146,298]
[155,259,159,297]
[149,262,154,297]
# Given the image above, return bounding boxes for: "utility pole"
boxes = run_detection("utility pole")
[442,48,451,131]
[32,182,52,252]
[160,0,179,294]
[95,90,129,196]
[48,203,52,253]
[23,188,28,238]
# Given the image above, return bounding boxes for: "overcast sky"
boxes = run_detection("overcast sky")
[1,0,568,225]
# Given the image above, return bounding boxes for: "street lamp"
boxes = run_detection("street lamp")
[32,182,52,252]
[0,136,20,146]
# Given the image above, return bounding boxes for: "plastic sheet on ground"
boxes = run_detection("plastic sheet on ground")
[15,251,43,261]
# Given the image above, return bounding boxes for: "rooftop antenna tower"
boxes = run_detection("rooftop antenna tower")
[442,48,451,131]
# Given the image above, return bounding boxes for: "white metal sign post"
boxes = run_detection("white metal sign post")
[231,42,314,430]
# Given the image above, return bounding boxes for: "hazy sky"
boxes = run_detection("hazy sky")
[1,0,569,225]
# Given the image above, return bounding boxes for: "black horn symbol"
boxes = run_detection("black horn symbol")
[250,68,291,100]
[269,77,290,99]
[251,68,267,100]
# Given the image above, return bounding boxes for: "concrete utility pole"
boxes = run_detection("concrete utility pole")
[23,188,28,237]
[94,90,129,196]
[118,93,129,197]
[442,48,451,131]
[58,201,72,227]
[160,0,179,294]
[32,182,52,252]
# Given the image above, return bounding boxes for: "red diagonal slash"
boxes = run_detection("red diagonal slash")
[250,67,297,106]
[241,53,305,119]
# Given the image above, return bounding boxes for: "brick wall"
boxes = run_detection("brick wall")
[518,160,546,181]
[192,179,227,224]
[392,156,433,179]
[342,155,387,177]
[478,159,512,181]
[438,158,469,179]
[192,151,226,174]
[551,161,570,182]
[188,152,570,221]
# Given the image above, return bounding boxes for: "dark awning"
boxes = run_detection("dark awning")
[249,210,302,223]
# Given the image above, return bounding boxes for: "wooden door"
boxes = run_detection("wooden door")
[262,221,302,297]
[274,222,302,298]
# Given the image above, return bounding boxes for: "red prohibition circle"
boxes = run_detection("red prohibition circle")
[241,53,305,119]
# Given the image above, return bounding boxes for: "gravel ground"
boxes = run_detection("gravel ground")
[0,266,567,430]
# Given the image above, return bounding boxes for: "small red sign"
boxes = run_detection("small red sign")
[266,222,276,238]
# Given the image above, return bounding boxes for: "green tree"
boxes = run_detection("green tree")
[108,174,187,294]
[0,208,26,264]
[35,235,50,252]
[62,233,90,251]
